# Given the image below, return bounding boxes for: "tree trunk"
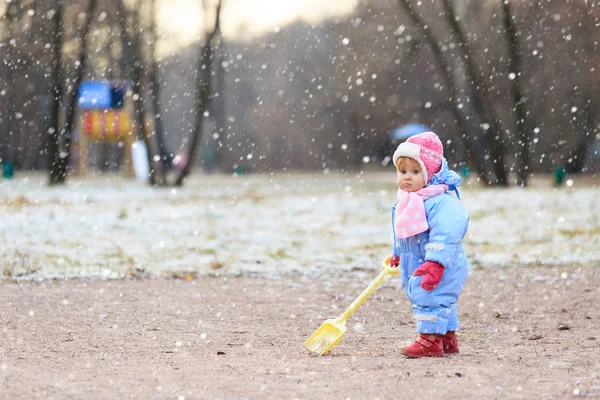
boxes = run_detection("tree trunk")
[501,0,529,186]
[442,0,509,186]
[116,0,131,78]
[3,3,19,168]
[130,1,157,185]
[565,0,600,174]
[47,0,65,184]
[397,0,492,184]
[210,39,227,171]
[50,0,97,184]
[149,0,168,184]
[0,8,7,165]
[175,0,222,186]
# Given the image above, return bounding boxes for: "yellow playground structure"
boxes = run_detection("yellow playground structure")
[73,80,150,177]
[75,107,136,176]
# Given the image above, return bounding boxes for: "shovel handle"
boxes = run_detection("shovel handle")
[339,257,398,322]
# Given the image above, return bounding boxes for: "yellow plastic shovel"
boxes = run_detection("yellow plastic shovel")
[304,256,400,356]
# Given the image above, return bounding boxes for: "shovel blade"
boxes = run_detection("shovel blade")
[304,318,347,356]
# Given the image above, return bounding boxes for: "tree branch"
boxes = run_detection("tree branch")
[175,0,222,185]
[397,0,491,184]
[442,0,509,185]
[501,0,530,185]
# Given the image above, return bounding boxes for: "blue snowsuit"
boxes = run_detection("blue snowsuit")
[391,158,469,334]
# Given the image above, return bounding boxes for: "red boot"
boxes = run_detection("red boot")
[442,331,459,354]
[401,334,444,358]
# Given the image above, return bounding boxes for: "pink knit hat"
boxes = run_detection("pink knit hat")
[393,131,443,183]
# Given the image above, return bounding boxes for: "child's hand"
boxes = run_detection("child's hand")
[390,255,400,267]
[413,261,444,290]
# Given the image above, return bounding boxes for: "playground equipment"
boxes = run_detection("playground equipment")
[73,81,137,176]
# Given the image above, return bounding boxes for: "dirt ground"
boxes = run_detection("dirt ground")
[1,264,599,400]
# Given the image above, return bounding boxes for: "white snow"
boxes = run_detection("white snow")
[0,172,598,280]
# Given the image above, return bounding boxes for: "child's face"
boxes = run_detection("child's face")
[396,158,425,192]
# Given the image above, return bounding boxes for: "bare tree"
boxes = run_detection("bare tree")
[130,0,157,185]
[2,1,20,170]
[49,0,97,184]
[175,0,222,186]
[566,0,599,173]
[397,0,493,184]
[47,0,65,184]
[149,0,169,185]
[0,7,9,165]
[441,0,509,186]
[0,1,42,170]
[209,37,227,171]
[116,0,131,77]
[501,0,530,186]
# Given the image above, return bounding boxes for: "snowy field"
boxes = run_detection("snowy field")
[1,171,598,280]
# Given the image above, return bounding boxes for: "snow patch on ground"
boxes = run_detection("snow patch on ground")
[1,172,598,280]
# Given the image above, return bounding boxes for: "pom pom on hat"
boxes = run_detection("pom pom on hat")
[393,131,443,183]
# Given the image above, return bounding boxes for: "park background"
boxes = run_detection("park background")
[1,1,599,399]
[0,0,598,184]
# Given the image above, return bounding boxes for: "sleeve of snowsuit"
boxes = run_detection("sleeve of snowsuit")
[424,195,469,269]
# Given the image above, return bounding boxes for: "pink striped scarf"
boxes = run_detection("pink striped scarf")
[394,184,448,238]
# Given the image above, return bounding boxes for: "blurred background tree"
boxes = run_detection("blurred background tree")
[0,0,598,186]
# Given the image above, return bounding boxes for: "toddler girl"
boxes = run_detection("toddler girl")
[389,131,469,358]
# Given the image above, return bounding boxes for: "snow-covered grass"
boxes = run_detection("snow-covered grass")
[1,171,598,280]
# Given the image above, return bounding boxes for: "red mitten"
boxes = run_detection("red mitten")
[390,255,400,267]
[413,261,444,290]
